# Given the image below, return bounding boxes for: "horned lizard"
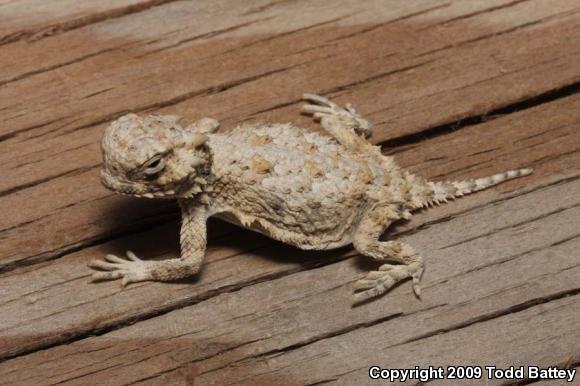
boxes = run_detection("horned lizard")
[91,94,532,303]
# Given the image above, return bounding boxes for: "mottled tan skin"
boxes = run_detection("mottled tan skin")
[91,94,532,303]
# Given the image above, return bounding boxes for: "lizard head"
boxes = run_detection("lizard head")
[100,113,212,199]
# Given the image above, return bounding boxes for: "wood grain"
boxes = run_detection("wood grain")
[0,0,180,45]
[0,1,579,384]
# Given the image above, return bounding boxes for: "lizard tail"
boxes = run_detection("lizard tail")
[413,168,533,208]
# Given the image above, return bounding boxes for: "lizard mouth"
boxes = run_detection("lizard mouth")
[100,169,177,198]
[100,169,138,194]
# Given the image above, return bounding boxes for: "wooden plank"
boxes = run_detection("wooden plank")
[0,88,577,360]
[0,174,577,385]
[1,0,580,270]
[1,1,579,383]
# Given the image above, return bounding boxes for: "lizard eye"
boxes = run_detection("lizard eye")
[143,155,165,175]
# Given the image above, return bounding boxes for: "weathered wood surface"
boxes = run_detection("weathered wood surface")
[0,1,579,385]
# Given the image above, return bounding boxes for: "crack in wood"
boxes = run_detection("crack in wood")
[242,0,298,16]
[305,377,339,385]
[0,0,184,47]
[138,17,274,57]
[49,346,178,385]
[387,288,580,349]
[502,360,580,385]
[0,188,107,235]
[468,147,500,157]
[527,147,580,167]
[435,233,580,286]
[427,158,495,180]
[328,3,452,42]
[422,237,580,301]
[326,60,437,95]
[0,12,348,95]
[438,203,579,250]
[124,335,280,385]
[416,6,580,58]
[417,0,531,31]
[0,164,99,199]
[58,62,307,139]
[0,116,69,143]
[196,311,415,377]
[379,79,580,151]
[517,123,578,151]
[246,59,433,118]
[216,14,356,57]
[0,44,135,88]
[0,208,178,273]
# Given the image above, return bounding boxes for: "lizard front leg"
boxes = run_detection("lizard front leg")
[89,200,208,286]
[302,93,374,150]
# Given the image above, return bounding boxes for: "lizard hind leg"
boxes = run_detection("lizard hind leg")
[352,205,424,304]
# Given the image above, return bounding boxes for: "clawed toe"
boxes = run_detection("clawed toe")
[302,104,334,115]
[302,93,338,108]
[353,286,387,304]
[125,250,142,261]
[88,259,119,271]
[302,93,373,138]
[352,263,422,304]
[104,254,127,264]
[353,278,385,290]
[302,93,340,116]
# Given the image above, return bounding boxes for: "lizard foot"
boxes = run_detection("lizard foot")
[352,261,424,304]
[302,93,373,138]
[89,250,154,287]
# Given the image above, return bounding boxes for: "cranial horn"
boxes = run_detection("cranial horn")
[185,118,220,134]
[190,133,209,148]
